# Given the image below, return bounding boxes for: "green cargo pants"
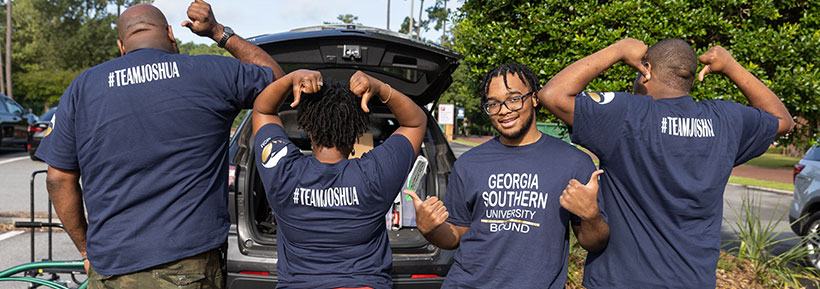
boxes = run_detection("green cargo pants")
[87,248,224,289]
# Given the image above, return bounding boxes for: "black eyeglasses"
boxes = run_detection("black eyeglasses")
[482,92,534,115]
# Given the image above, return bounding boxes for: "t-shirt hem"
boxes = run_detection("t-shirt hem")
[91,240,225,276]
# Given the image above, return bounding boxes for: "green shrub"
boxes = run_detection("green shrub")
[452,0,820,150]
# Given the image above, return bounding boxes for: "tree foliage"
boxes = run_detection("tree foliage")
[324,13,360,25]
[9,0,213,113]
[452,0,820,149]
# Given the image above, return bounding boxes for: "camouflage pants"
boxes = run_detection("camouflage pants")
[87,248,224,289]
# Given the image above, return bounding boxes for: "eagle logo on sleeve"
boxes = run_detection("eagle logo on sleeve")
[261,141,288,168]
[43,113,55,137]
[586,92,615,105]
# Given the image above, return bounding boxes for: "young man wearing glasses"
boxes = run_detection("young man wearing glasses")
[406,63,610,288]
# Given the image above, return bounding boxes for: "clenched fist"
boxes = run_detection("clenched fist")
[182,0,222,41]
[615,38,650,80]
[285,69,323,107]
[560,170,604,221]
[349,71,386,113]
[698,46,740,82]
[405,190,449,235]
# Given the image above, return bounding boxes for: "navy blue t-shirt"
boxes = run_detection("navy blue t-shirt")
[36,48,274,275]
[573,92,778,288]
[442,133,600,289]
[254,123,415,289]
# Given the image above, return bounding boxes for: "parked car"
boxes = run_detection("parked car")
[0,94,29,150]
[225,25,461,288]
[789,145,820,268]
[27,107,57,160]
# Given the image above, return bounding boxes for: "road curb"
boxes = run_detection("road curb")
[0,216,56,225]
[727,182,793,196]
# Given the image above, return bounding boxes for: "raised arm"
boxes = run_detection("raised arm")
[46,166,90,273]
[538,39,650,126]
[698,46,794,137]
[349,71,426,156]
[182,0,285,79]
[252,70,322,136]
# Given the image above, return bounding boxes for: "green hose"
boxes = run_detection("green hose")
[0,277,71,289]
[0,260,88,288]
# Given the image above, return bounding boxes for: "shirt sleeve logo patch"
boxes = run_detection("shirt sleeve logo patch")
[587,92,615,105]
[261,143,288,168]
[43,113,55,137]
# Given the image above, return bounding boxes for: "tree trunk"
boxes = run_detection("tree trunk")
[6,0,12,99]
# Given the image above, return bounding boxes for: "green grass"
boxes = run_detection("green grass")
[728,176,794,192]
[745,153,801,169]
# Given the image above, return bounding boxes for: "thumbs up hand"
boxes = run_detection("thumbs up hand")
[404,190,448,235]
[560,170,604,221]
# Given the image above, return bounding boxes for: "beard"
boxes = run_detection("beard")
[494,109,535,140]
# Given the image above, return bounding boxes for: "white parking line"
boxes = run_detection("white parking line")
[0,230,24,242]
[0,156,28,166]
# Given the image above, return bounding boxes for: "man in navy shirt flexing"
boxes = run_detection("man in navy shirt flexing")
[251,69,426,288]
[37,1,283,288]
[539,38,794,288]
[407,63,610,288]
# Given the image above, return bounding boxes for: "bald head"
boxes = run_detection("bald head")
[645,38,698,92]
[117,4,176,54]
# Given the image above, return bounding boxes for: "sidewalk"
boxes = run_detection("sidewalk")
[451,135,794,187]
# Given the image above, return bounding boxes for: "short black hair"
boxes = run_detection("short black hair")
[479,63,541,103]
[645,38,698,92]
[296,80,369,153]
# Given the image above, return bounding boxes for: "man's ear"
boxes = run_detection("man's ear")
[531,92,539,108]
[167,25,179,53]
[117,39,126,56]
[642,62,653,84]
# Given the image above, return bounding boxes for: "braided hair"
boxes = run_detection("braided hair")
[479,63,541,102]
[296,80,369,153]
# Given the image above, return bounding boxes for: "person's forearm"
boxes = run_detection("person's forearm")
[575,215,610,253]
[723,63,794,136]
[211,25,285,79]
[423,222,464,250]
[45,167,88,258]
[539,44,624,125]
[379,83,426,129]
[253,73,295,115]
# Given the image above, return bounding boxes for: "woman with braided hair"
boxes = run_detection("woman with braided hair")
[251,69,426,289]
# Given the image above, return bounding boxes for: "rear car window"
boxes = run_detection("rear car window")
[40,108,57,122]
[805,146,820,161]
[278,110,400,151]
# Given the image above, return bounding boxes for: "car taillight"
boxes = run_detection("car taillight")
[228,164,236,188]
[410,274,440,278]
[239,271,270,276]
[794,164,806,182]
[28,125,43,133]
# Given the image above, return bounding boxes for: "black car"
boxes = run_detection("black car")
[28,107,57,160]
[226,25,461,288]
[0,94,29,150]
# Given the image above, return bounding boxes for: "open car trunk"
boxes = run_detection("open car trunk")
[227,25,460,286]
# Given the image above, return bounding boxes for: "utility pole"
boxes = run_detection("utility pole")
[416,0,423,39]
[6,0,11,98]
[441,0,447,45]
[408,0,413,37]
[386,0,390,30]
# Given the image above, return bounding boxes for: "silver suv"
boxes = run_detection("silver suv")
[789,145,820,268]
